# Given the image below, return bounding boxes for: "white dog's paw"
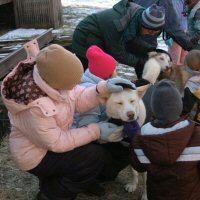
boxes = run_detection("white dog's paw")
[124,182,137,193]
[141,191,148,200]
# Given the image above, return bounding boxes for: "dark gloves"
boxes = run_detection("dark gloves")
[123,120,140,140]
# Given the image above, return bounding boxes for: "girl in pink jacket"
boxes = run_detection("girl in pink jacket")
[1,43,133,200]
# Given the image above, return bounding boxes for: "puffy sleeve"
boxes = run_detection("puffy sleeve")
[15,106,101,152]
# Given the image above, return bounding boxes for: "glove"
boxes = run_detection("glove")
[99,122,124,142]
[106,77,135,93]
[123,121,140,140]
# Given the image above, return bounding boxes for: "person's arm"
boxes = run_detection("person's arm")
[74,83,106,114]
[131,151,147,172]
[190,9,200,48]
[75,78,135,113]
[160,0,192,50]
[76,106,102,127]
[131,136,146,172]
[126,37,155,55]
[75,81,104,127]
[18,107,101,153]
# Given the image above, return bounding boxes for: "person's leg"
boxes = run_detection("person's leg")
[97,142,131,181]
[168,42,182,65]
[29,143,107,200]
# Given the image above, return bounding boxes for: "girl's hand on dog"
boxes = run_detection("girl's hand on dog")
[106,77,135,93]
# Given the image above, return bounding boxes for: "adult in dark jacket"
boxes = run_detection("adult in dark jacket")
[131,79,200,200]
[133,0,196,51]
[72,0,165,78]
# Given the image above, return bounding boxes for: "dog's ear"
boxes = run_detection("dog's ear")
[98,93,111,104]
[136,84,151,98]
[148,51,158,58]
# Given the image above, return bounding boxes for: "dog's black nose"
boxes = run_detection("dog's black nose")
[127,111,134,120]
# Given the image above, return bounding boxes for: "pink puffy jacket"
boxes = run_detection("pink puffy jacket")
[1,40,108,171]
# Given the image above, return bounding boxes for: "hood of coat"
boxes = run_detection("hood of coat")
[1,61,46,114]
[1,61,74,115]
[138,120,195,165]
[113,0,143,32]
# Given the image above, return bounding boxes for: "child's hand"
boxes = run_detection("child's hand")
[106,77,135,93]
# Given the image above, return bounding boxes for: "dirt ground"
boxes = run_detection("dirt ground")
[0,136,144,200]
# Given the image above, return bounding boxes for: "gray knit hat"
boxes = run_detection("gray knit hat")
[142,4,165,30]
[151,79,183,125]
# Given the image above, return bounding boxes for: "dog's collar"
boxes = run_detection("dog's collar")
[108,118,124,125]
[108,118,138,126]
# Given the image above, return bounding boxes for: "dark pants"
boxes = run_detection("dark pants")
[29,142,130,200]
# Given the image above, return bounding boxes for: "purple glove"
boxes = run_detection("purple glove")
[123,120,140,140]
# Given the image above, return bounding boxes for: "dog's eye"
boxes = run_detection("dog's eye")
[130,100,135,103]
[160,57,164,61]
[117,102,123,105]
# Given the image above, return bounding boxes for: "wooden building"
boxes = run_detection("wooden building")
[0,0,63,29]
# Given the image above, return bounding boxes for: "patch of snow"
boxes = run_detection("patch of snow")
[61,0,118,8]
[0,28,47,41]
[52,29,65,34]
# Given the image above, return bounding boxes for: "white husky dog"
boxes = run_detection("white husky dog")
[142,50,172,85]
[101,84,149,199]
[102,50,172,200]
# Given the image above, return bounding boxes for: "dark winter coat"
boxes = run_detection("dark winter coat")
[131,119,200,200]
[133,0,193,50]
[72,0,155,77]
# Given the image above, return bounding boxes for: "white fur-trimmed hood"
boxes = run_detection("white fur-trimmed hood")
[141,120,189,135]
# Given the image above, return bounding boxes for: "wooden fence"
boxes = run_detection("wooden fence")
[13,0,63,28]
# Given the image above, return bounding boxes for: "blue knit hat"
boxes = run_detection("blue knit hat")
[141,4,165,30]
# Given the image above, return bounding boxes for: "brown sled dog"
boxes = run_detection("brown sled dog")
[154,49,200,96]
